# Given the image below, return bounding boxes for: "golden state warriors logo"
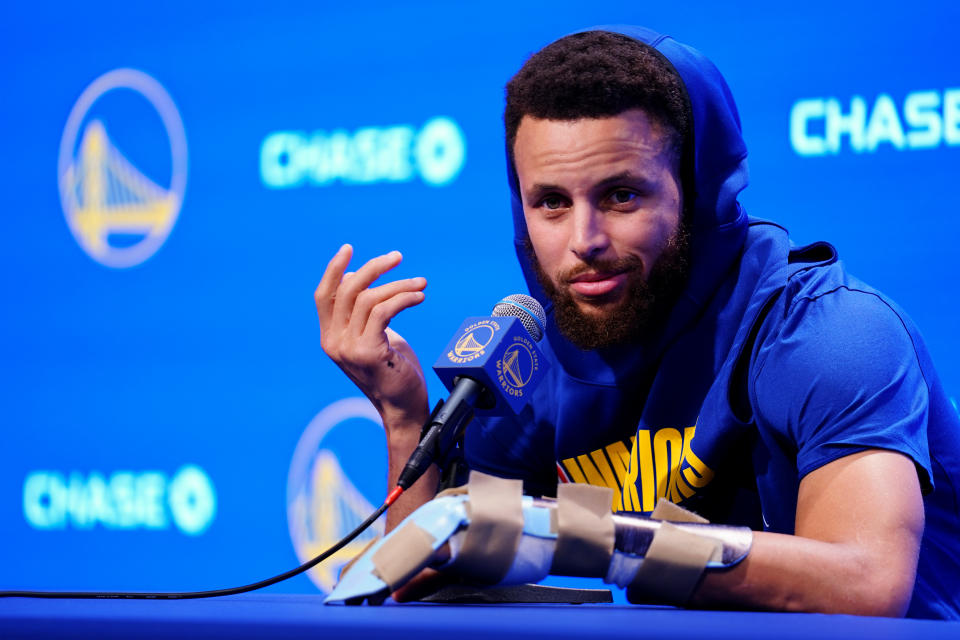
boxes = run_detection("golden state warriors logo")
[58,69,188,268]
[286,398,386,593]
[448,319,499,364]
[496,336,539,398]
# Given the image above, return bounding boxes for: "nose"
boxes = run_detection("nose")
[569,204,609,261]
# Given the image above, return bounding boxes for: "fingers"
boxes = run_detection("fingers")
[314,244,353,328]
[391,567,453,603]
[362,290,426,339]
[348,276,427,337]
[316,246,427,362]
[330,250,404,330]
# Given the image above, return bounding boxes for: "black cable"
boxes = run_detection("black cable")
[0,500,390,600]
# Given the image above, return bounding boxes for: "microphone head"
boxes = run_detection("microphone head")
[434,293,550,415]
[492,294,546,342]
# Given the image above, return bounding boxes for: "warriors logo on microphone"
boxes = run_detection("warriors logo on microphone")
[496,336,539,398]
[435,314,548,415]
[286,398,386,593]
[448,319,499,364]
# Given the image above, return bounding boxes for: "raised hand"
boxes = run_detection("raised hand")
[314,244,430,428]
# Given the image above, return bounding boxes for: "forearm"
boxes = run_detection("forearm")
[691,531,916,617]
[688,449,924,616]
[384,416,438,532]
[314,244,435,532]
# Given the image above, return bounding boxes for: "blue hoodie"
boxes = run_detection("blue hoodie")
[464,26,960,619]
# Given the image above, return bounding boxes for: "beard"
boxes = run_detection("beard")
[525,227,690,351]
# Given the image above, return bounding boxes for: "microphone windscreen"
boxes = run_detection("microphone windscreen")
[492,294,546,342]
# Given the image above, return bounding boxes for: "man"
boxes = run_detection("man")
[315,27,960,618]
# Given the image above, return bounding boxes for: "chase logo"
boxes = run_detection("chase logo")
[23,465,216,535]
[790,89,960,156]
[58,69,188,268]
[260,117,466,188]
[496,337,538,397]
[449,319,499,364]
[287,397,385,593]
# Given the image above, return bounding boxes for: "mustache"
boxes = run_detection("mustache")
[558,254,645,283]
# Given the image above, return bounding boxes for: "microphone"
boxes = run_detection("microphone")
[395,294,548,490]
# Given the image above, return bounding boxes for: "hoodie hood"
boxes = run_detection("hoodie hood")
[508,26,750,383]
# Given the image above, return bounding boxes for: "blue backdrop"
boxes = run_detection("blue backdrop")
[2,0,958,597]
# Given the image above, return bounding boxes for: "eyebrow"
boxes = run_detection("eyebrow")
[593,171,656,191]
[527,171,657,199]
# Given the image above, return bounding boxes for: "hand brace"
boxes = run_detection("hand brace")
[325,471,752,605]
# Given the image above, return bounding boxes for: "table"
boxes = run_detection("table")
[2,594,958,639]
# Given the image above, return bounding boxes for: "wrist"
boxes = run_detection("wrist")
[379,402,429,435]
[385,425,422,453]
[382,409,428,458]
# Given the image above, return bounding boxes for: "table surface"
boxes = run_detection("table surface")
[2,594,959,639]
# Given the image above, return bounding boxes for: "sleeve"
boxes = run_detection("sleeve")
[751,286,933,489]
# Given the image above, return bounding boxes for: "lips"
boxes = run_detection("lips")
[567,270,629,298]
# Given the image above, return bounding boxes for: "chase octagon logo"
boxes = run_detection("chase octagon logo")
[58,69,188,268]
[286,397,386,593]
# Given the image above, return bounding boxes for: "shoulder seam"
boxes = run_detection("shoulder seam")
[753,284,932,429]
[764,285,929,386]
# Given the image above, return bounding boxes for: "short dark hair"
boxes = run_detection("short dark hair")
[504,31,690,168]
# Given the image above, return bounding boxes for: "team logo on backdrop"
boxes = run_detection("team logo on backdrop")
[449,320,498,363]
[22,465,216,535]
[790,89,960,156]
[58,68,188,268]
[286,397,386,593]
[260,116,466,188]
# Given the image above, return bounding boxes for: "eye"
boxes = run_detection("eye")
[609,189,637,205]
[540,194,566,210]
